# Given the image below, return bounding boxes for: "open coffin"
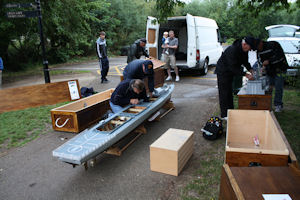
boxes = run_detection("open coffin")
[225,110,289,167]
[51,89,114,133]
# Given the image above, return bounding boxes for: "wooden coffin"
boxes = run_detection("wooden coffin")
[0,80,80,113]
[238,94,272,110]
[150,128,194,176]
[225,110,289,167]
[219,164,300,200]
[51,88,114,133]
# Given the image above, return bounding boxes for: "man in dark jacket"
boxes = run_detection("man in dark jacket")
[127,38,149,63]
[123,59,154,97]
[215,37,255,119]
[110,79,149,113]
[256,39,288,112]
[96,31,109,83]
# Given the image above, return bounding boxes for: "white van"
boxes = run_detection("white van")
[146,14,223,74]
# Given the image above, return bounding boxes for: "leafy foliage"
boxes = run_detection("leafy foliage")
[155,0,185,22]
[1,0,299,72]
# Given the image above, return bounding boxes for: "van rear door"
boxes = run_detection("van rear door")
[146,16,159,59]
[186,14,196,67]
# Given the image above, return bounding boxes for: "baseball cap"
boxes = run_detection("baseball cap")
[244,36,257,50]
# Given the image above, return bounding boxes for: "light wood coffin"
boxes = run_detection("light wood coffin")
[225,110,289,167]
[51,88,114,133]
[150,128,194,176]
[219,164,300,200]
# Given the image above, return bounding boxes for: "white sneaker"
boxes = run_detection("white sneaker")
[221,117,228,121]
[166,76,172,81]
[175,76,180,82]
[275,105,282,112]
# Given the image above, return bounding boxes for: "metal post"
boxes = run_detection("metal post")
[35,0,50,83]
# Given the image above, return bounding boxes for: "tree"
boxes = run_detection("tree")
[154,0,185,22]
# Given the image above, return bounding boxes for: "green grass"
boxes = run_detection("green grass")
[181,139,225,200]
[275,89,300,161]
[0,102,69,149]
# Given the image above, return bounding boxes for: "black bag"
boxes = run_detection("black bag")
[80,87,96,97]
[201,117,223,140]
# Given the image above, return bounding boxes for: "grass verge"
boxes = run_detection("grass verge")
[0,102,69,149]
[181,139,225,200]
[274,88,300,161]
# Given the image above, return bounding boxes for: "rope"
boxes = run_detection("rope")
[55,118,70,128]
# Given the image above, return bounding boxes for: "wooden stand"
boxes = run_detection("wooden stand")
[104,100,174,157]
[104,124,147,156]
[151,100,175,121]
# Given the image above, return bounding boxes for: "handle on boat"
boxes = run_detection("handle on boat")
[55,118,70,128]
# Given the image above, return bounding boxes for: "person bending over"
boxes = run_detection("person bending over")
[109,79,149,113]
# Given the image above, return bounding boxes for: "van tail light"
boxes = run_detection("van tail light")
[196,50,200,61]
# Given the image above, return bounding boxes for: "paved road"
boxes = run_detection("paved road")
[0,56,220,200]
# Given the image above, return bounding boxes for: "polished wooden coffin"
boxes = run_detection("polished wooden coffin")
[219,164,300,200]
[238,94,272,110]
[225,110,289,167]
[150,128,194,176]
[51,88,114,133]
[0,80,80,113]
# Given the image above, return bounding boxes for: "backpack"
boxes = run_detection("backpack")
[201,117,223,140]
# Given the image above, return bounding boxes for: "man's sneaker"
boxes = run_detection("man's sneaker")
[175,76,180,82]
[221,117,228,121]
[166,76,172,81]
[275,105,282,112]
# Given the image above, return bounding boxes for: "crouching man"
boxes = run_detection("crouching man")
[109,79,149,113]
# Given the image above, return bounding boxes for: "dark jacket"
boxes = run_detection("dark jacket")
[96,38,107,59]
[127,39,149,63]
[110,79,149,107]
[123,60,154,92]
[215,39,252,77]
[258,41,288,76]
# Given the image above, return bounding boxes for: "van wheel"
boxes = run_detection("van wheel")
[201,59,209,75]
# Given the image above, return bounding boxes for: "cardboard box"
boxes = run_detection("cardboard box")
[219,164,300,200]
[51,88,114,133]
[225,110,289,167]
[150,128,194,176]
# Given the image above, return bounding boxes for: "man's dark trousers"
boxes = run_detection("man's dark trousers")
[217,74,234,118]
[100,57,109,81]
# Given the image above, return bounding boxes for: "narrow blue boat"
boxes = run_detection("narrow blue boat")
[52,84,174,165]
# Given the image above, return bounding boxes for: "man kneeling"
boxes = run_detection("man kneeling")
[110,79,149,113]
